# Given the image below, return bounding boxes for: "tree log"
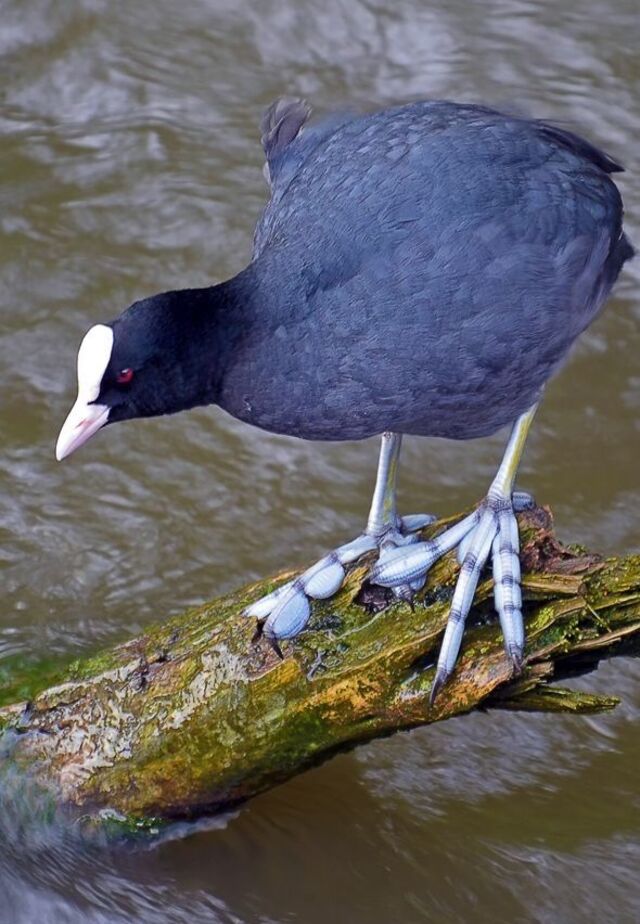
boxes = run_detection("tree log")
[1,506,638,833]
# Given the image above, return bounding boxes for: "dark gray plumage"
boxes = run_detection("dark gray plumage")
[215,99,632,441]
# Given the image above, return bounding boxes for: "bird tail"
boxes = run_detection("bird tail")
[617,230,635,265]
[608,229,635,280]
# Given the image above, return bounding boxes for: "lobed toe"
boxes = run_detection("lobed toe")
[303,558,345,598]
[264,587,311,639]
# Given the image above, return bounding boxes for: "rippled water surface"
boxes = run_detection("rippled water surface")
[1,0,639,921]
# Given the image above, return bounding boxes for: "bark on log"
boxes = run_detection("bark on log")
[1,506,639,833]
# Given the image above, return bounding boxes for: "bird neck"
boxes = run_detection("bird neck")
[164,266,258,411]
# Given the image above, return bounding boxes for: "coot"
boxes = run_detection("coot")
[56,97,633,698]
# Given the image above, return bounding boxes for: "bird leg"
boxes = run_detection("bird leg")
[244,432,435,644]
[370,404,539,701]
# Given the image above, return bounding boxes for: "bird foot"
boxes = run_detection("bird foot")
[243,513,437,644]
[371,490,534,702]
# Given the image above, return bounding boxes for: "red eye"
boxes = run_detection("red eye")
[116,368,134,385]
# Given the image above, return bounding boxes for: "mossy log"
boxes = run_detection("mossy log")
[1,506,639,830]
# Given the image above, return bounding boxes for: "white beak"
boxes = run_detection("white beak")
[55,400,110,461]
[56,323,115,461]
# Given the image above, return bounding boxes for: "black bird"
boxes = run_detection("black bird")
[56,97,633,697]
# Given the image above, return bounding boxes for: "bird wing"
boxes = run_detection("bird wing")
[251,100,629,368]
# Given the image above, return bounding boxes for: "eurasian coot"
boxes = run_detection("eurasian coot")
[56,97,633,698]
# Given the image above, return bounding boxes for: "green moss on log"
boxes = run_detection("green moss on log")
[0,506,638,826]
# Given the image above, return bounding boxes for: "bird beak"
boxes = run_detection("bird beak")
[55,399,110,461]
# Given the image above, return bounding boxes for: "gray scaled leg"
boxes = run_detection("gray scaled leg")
[244,432,435,653]
[370,404,539,701]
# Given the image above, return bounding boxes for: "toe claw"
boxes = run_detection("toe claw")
[508,646,524,675]
[267,636,285,660]
[429,668,449,705]
[251,621,264,644]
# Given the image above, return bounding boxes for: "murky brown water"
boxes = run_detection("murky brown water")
[1,0,639,920]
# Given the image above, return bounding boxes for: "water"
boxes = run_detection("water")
[1,0,639,920]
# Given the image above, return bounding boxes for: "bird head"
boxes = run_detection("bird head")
[55,291,215,461]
